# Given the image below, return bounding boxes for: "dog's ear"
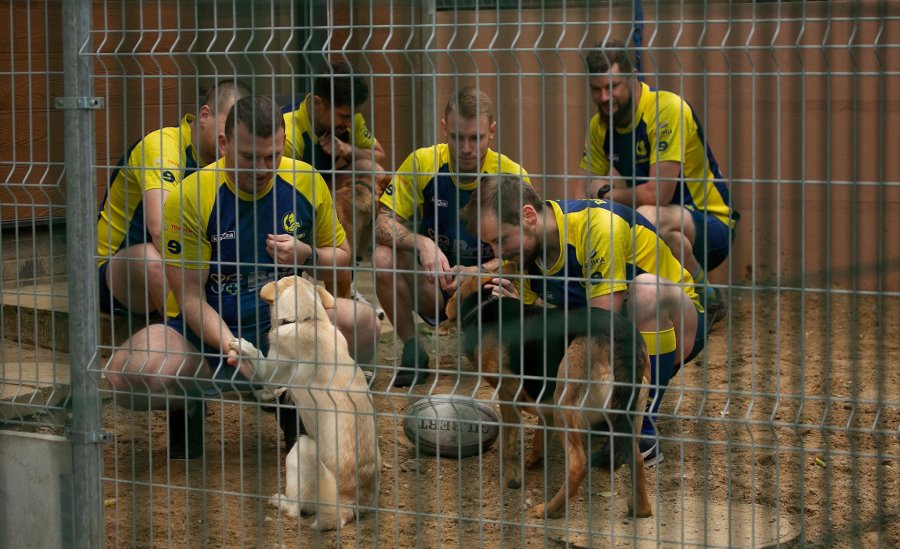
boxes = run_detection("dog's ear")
[259,280,278,304]
[315,284,336,310]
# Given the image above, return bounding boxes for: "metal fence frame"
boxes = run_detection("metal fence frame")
[1,1,897,547]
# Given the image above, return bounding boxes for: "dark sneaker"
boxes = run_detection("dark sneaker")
[276,391,306,450]
[639,437,664,468]
[392,339,430,387]
[705,287,727,328]
[169,400,205,460]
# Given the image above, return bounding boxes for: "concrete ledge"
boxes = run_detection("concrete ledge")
[0,430,72,549]
[1,281,147,353]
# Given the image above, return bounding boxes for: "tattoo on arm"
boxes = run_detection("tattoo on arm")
[375,211,415,249]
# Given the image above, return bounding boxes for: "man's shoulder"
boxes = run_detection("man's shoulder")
[276,158,327,194]
[645,88,690,119]
[128,124,185,164]
[485,148,528,177]
[402,144,446,170]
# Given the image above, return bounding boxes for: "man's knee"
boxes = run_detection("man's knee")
[635,205,658,226]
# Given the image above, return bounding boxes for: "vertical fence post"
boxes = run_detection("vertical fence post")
[419,0,437,144]
[60,0,104,547]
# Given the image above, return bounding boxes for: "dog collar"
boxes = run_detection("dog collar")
[460,292,501,326]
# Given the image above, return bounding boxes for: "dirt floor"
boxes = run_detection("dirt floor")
[5,289,897,547]
[82,289,898,548]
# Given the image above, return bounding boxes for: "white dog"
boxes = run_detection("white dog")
[230,275,381,530]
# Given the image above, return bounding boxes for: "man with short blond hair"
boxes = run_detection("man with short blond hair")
[374,87,531,387]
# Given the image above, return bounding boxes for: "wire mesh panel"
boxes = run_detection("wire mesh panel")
[2,0,898,547]
[0,1,72,430]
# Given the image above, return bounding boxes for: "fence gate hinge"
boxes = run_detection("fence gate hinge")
[54,96,104,110]
[67,429,112,444]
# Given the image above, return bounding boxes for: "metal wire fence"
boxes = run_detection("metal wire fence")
[1,0,898,547]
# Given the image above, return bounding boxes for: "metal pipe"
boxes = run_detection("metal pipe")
[61,0,104,547]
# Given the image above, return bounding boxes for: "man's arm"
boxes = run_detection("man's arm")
[602,161,680,208]
[143,188,171,251]
[319,134,386,168]
[309,239,353,297]
[374,210,429,254]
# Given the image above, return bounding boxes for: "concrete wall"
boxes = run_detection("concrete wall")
[0,430,73,549]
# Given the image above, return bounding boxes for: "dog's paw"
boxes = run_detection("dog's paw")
[268,493,299,517]
[253,387,279,404]
[531,502,562,519]
[436,319,456,336]
[503,468,522,489]
[229,337,259,358]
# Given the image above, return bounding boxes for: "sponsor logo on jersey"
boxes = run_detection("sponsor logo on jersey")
[586,249,605,270]
[166,239,182,255]
[384,183,394,196]
[658,141,669,152]
[209,270,277,296]
[162,170,176,183]
[210,230,235,243]
[435,198,449,208]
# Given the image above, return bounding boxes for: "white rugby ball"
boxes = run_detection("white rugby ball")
[403,395,500,458]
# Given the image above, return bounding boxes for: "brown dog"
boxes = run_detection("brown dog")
[445,270,653,519]
[332,174,391,299]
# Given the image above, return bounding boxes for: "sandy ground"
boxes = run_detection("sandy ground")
[84,289,899,548]
[3,287,898,547]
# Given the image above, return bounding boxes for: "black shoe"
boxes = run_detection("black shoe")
[276,392,306,450]
[392,339,430,387]
[168,400,205,460]
[705,288,727,329]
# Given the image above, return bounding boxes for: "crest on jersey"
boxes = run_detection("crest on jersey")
[283,212,301,233]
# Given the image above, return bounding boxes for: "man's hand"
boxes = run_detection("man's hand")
[267,233,313,265]
[227,337,259,382]
[441,264,479,293]
[318,132,352,162]
[417,240,454,289]
[485,276,520,300]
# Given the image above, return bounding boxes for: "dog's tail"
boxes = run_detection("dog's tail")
[590,314,649,471]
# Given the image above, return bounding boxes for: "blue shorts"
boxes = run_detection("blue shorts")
[689,208,737,272]
[164,315,271,396]
[417,287,452,326]
[98,261,129,315]
[681,305,707,366]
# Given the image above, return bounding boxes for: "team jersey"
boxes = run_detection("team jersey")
[282,94,377,174]
[97,114,199,266]
[163,157,346,334]
[580,81,737,227]
[380,143,530,267]
[521,199,701,312]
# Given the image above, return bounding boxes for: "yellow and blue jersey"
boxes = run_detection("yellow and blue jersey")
[97,114,199,266]
[380,143,530,267]
[580,82,737,227]
[163,157,346,332]
[282,94,377,174]
[522,199,701,312]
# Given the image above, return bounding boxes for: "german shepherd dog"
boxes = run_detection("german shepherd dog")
[444,271,653,519]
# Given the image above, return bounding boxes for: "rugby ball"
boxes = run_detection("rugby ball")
[403,395,500,458]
